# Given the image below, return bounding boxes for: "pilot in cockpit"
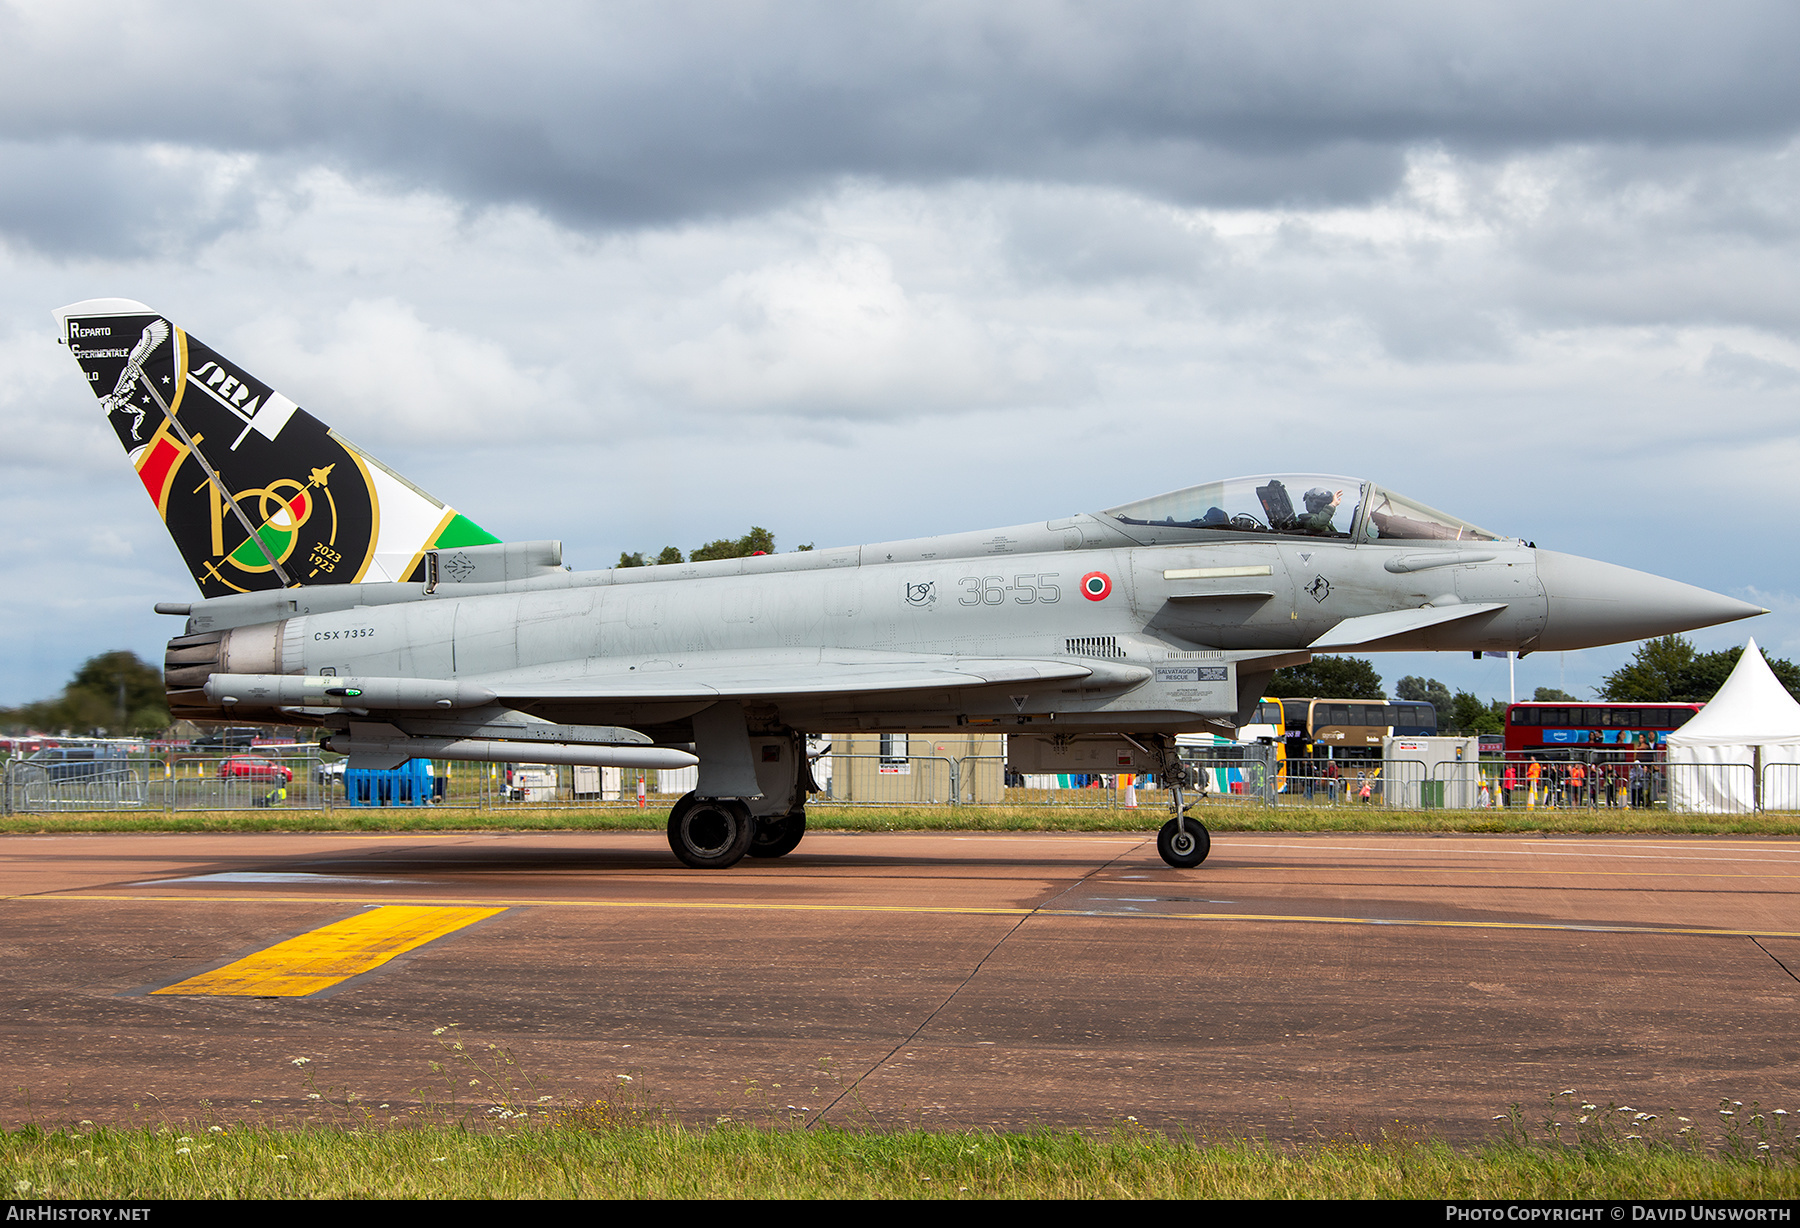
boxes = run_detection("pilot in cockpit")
[1302,487,1344,535]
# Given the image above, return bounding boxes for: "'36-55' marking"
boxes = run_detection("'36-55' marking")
[958,574,1061,606]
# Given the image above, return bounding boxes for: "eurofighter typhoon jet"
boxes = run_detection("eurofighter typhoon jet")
[56,299,1764,868]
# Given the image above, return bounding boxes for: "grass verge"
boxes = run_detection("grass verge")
[6,1118,1799,1200]
[1,802,1797,836]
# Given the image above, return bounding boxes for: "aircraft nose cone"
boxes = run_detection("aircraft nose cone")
[1533,550,1765,652]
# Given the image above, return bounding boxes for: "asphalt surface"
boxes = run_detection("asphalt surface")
[2,828,1797,1142]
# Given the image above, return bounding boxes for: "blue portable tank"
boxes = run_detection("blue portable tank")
[344,758,434,807]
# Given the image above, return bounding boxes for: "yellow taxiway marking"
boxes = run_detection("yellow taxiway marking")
[13,892,1800,942]
[150,904,504,997]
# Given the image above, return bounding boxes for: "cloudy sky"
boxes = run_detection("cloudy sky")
[2,1,1796,707]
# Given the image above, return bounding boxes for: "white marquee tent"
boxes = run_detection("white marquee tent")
[1665,639,1800,813]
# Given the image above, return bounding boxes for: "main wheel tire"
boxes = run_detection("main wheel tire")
[748,809,807,859]
[668,797,756,869]
[1157,817,1211,868]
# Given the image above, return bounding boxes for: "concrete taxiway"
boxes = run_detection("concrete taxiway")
[2,829,1797,1141]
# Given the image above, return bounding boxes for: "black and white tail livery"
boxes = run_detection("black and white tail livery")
[56,298,499,598]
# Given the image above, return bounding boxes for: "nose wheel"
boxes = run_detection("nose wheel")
[1157,816,1211,868]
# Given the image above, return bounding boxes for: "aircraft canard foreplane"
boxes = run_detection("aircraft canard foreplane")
[56,299,1767,868]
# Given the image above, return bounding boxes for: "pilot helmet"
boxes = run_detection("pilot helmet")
[1303,487,1333,513]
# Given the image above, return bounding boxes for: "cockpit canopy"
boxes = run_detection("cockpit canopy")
[1103,475,1502,544]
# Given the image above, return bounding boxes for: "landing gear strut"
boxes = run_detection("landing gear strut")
[740,731,820,860]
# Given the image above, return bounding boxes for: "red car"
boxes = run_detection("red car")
[218,756,294,784]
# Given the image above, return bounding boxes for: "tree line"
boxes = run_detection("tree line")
[1,651,169,737]
[616,526,812,568]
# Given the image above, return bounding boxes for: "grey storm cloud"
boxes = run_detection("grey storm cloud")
[0,140,260,257]
[1,0,1798,246]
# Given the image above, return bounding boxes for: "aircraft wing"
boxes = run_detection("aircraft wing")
[476,650,1137,703]
[1309,603,1508,649]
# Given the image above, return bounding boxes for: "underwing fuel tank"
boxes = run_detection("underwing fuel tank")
[1532,550,1767,652]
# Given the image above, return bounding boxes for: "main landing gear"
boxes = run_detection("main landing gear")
[666,727,819,869]
[666,794,808,867]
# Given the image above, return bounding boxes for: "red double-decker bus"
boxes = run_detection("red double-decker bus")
[1503,702,1702,760]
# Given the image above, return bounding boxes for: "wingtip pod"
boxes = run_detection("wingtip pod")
[55,298,500,598]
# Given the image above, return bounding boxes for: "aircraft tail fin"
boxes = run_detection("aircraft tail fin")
[55,298,500,598]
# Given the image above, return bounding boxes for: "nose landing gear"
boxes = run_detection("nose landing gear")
[1148,746,1211,869]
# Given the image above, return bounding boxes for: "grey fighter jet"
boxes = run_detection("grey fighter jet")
[55,298,1765,869]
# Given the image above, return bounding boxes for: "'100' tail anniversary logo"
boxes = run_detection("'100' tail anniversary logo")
[63,301,498,598]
